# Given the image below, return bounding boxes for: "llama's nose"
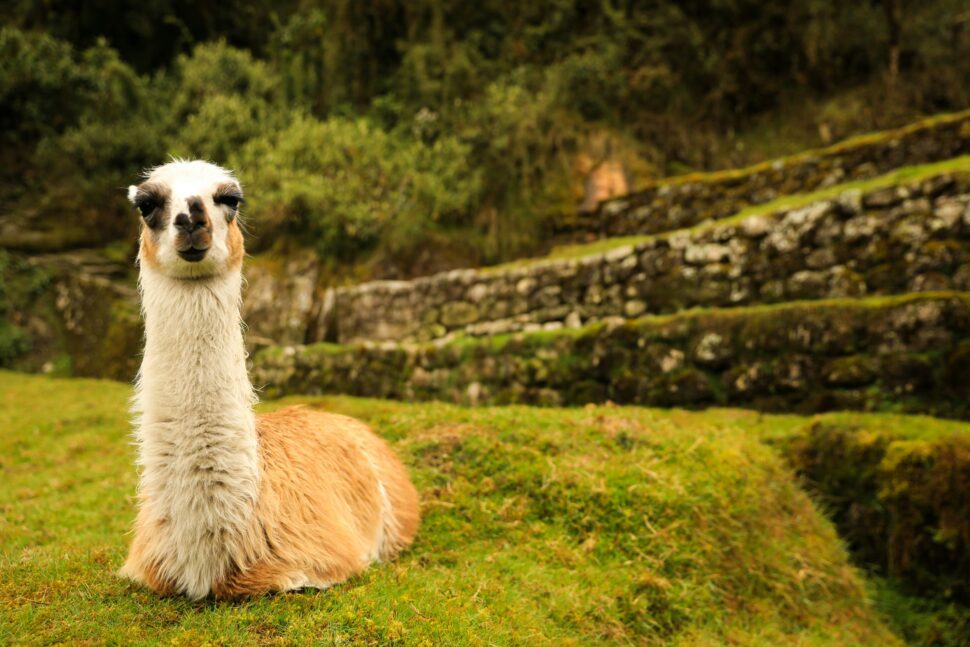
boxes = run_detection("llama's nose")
[174,212,207,233]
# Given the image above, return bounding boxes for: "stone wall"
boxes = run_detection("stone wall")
[6,252,143,381]
[242,250,322,347]
[323,173,970,344]
[252,293,970,419]
[562,109,970,238]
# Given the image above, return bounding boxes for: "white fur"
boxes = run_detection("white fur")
[122,161,259,599]
[128,267,260,599]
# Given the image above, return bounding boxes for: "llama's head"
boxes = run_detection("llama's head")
[128,160,245,279]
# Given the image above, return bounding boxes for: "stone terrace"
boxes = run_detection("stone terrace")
[320,173,970,344]
[562,109,970,239]
[253,292,970,419]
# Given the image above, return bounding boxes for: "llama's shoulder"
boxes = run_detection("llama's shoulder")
[256,405,372,443]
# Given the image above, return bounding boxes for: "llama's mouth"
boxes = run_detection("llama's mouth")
[178,247,208,263]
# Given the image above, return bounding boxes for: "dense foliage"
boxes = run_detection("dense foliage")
[2,1,969,276]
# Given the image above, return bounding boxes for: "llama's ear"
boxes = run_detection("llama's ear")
[127,185,139,204]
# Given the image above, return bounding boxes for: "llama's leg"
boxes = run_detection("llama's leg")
[120,510,176,595]
[213,561,344,598]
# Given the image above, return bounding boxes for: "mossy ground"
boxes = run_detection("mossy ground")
[3,371,969,645]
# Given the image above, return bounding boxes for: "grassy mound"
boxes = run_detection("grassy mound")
[0,370,903,645]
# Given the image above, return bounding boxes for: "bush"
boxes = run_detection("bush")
[166,41,283,163]
[234,114,481,264]
[0,27,88,144]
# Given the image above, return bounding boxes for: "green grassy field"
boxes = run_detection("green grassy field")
[1,370,967,645]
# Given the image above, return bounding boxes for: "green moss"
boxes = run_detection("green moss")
[781,420,970,602]
[0,251,51,366]
[869,576,970,646]
[650,109,970,190]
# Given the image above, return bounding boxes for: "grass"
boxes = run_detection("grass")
[484,155,970,273]
[5,372,970,644]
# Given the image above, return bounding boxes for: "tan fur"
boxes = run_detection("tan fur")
[139,227,160,269]
[226,220,244,269]
[126,406,420,599]
[125,511,176,596]
[211,407,419,598]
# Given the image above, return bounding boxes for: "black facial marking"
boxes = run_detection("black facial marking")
[134,193,163,228]
[131,182,170,230]
[213,182,244,222]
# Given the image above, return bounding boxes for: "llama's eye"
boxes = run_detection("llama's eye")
[135,198,160,226]
[214,194,242,210]
[136,200,157,217]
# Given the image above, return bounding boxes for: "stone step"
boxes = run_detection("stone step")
[251,291,970,418]
[319,171,970,344]
[560,108,970,239]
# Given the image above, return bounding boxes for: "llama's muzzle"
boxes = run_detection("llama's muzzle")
[174,197,212,262]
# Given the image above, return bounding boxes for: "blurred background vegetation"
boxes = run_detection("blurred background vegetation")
[2,0,969,279]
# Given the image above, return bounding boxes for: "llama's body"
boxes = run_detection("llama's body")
[120,161,418,599]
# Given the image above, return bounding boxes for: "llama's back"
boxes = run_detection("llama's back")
[230,406,419,595]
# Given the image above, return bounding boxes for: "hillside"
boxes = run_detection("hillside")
[4,4,970,644]
[6,370,970,645]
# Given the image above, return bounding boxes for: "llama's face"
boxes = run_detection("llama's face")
[128,160,245,279]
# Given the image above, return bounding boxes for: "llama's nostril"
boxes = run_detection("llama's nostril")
[174,213,192,232]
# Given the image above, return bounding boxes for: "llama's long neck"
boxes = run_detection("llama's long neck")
[133,266,260,597]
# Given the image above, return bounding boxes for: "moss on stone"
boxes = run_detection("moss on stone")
[782,420,970,602]
[253,292,970,419]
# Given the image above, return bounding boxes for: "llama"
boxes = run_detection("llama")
[120,160,419,599]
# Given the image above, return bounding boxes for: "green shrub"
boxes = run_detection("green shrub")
[166,41,283,163]
[234,114,481,263]
[0,27,88,144]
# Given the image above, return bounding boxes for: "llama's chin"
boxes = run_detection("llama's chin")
[150,249,231,281]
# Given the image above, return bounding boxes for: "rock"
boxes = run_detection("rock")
[836,188,863,215]
[693,332,733,368]
[441,301,480,327]
[466,283,489,303]
[806,248,837,270]
[624,300,647,318]
[534,285,563,308]
[739,214,773,238]
[843,215,879,242]
[823,356,876,387]
[659,349,684,374]
[465,381,487,405]
[243,251,321,345]
[786,270,827,298]
[515,277,537,296]
[863,186,903,208]
[684,243,731,265]
[935,198,967,228]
